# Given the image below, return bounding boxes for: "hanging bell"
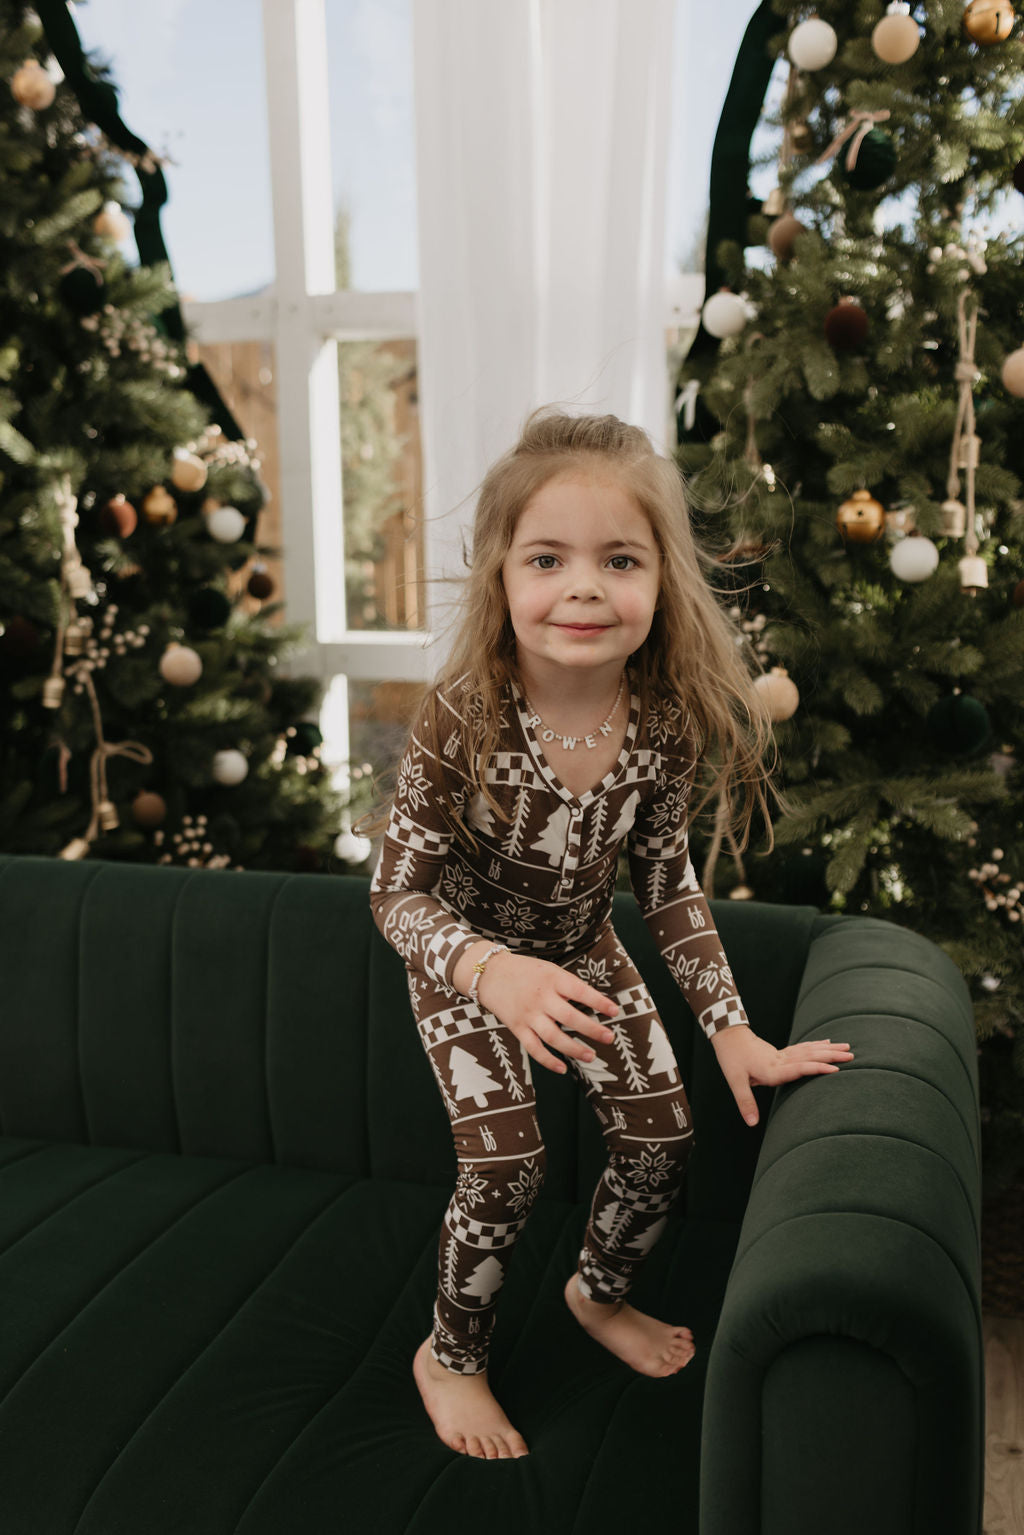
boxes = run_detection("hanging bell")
[64,619,87,656]
[42,675,66,709]
[98,799,120,831]
[66,562,93,600]
[958,554,988,594]
[941,499,967,537]
[957,433,982,470]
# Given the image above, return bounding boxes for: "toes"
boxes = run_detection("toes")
[466,1435,484,1459]
[495,1437,513,1460]
[450,1432,467,1454]
[480,1435,500,1460]
[509,1435,530,1458]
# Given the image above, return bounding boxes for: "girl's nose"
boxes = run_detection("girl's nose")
[566,567,604,599]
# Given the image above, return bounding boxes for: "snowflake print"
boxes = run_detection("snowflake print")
[647,784,688,835]
[626,1145,677,1188]
[455,1167,490,1210]
[576,953,612,990]
[385,907,421,961]
[505,1158,544,1218]
[695,957,733,997]
[492,896,537,935]
[440,863,479,912]
[397,756,432,813]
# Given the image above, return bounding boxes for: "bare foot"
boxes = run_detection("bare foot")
[413,1337,529,1459]
[564,1275,695,1376]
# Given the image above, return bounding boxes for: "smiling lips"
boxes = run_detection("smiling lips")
[555,623,611,633]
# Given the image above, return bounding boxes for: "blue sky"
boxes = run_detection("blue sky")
[72,0,761,302]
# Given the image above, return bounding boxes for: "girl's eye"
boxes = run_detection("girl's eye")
[608,555,638,571]
[531,554,559,570]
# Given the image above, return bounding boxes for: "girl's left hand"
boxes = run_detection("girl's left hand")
[710,1025,854,1127]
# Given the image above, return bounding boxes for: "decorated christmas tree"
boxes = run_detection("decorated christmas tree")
[676,0,1024,1183]
[0,2,342,871]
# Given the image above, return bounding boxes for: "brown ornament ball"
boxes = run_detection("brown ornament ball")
[11,59,56,110]
[247,565,276,600]
[963,0,1014,43]
[871,8,921,63]
[0,615,41,659]
[1001,347,1024,397]
[768,211,808,263]
[170,450,208,493]
[837,489,886,542]
[824,299,869,352]
[1012,578,1024,609]
[99,494,138,537]
[142,485,178,527]
[132,790,167,830]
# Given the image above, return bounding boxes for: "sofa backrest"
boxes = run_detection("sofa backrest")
[0,856,820,1213]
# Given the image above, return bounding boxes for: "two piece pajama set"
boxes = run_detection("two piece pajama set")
[370,677,750,1375]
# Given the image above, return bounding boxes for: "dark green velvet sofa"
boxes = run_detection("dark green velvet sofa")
[0,854,982,1534]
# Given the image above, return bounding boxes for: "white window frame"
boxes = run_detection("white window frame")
[181,0,705,789]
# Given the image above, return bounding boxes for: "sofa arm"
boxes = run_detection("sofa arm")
[699,916,983,1535]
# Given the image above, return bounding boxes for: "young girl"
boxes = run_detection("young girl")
[369,409,852,1461]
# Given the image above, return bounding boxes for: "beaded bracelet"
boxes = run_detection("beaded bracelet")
[469,943,507,1003]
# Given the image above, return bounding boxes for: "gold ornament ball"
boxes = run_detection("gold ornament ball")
[11,59,56,110]
[837,489,886,543]
[753,667,800,722]
[1001,347,1024,397]
[768,212,808,264]
[142,485,178,527]
[963,0,1015,43]
[159,643,203,687]
[872,7,921,62]
[132,790,167,830]
[93,201,131,242]
[170,449,208,493]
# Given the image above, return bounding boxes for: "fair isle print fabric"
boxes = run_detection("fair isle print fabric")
[370,677,749,1373]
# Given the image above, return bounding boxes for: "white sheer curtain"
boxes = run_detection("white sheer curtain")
[412,0,676,628]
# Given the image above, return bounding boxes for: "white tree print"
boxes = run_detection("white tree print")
[609,790,641,842]
[488,1029,527,1102]
[626,1215,667,1254]
[612,1023,649,1093]
[502,788,532,857]
[586,797,608,862]
[594,1199,630,1251]
[442,1235,460,1297]
[449,1046,502,1108]
[646,1021,679,1082]
[530,803,571,867]
[574,1052,617,1089]
[461,1255,505,1305]
[467,792,496,836]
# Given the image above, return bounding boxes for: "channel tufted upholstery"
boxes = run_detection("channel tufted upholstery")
[0,855,982,1534]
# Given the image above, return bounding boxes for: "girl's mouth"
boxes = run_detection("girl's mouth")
[555,623,610,633]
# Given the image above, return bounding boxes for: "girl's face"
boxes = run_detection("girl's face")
[500,472,661,684]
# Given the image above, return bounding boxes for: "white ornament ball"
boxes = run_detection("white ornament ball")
[701,290,749,339]
[93,201,131,242]
[159,643,203,686]
[334,828,373,864]
[206,505,247,543]
[212,749,249,786]
[1000,347,1024,398]
[753,667,800,722]
[871,7,921,63]
[787,16,839,70]
[889,534,939,582]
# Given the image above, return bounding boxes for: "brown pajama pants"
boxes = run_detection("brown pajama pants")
[407,923,694,1374]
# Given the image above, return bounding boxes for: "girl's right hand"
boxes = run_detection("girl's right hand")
[475,950,619,1075]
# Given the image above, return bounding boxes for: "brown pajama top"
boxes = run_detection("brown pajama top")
[370,676,750,1373]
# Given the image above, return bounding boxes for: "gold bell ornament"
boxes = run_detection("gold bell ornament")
[142,485,178,527]
[753,667,800,722]
[963,0,1015,43]
[837,489,886,543]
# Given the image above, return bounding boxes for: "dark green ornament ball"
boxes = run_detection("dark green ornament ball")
[927,694,992,756]
[187,587,233,629]
[839,128,897,191]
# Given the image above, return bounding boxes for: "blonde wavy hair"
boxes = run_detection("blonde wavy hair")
[367,408,782,852]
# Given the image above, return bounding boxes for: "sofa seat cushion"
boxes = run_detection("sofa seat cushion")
[0,1136,738,1535]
